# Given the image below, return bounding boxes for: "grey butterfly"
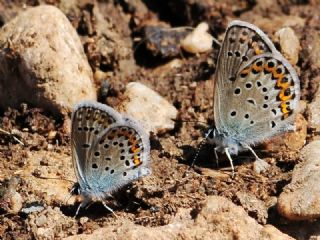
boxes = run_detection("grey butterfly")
[207,20,300,174]
[71,101,151,216]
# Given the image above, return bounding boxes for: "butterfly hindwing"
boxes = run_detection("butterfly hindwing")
[216,53,300,144]
[86,120,151,195]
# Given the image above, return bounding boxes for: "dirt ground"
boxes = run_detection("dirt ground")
[0,0,320,239]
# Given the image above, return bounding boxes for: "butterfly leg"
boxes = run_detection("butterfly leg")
[214,147,219,167]
[244,145,270,174]
[224,148,235,177]
[101,200,118,218]
[74,199,90,218]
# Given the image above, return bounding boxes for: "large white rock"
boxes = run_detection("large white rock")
[0,5,96,114]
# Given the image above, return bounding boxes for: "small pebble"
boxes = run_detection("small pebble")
[181,22,214,54]
[36,214,47,227]
[274,27,301,65]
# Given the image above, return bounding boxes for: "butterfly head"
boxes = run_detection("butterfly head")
[205,127,240,155]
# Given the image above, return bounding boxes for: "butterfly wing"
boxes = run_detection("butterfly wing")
[84,118,151,195]
[214,20,300,145]
[71,101,123,188]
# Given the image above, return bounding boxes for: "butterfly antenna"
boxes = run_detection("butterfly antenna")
[183,137,207,178]
[33,175,75,184]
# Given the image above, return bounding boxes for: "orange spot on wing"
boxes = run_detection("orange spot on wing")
[254,48,264,55]
[282,113,289,119]
[133,155,142,166]
[253,64,263,72]
[280,102,290,114]
[272,70,285,79]
[240,67,251,76]
[276,77,290,89]
[264,64,275,73]
[279,89,292,101]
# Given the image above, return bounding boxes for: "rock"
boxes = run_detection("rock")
[235,191,268,224]
[181,22,214,54]
[274,27,301,65]
[0,177,23,214]
[0,5,96,115]
[117,82,178,134]
[261,225,295,240]
[277,141,320,220]
[65,196,293,240]
[301,28,320,132]
[308,96,320,132]
[21,203,45,214]
[143,24,191,58]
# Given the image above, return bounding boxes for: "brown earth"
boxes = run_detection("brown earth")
[0,0,319,239]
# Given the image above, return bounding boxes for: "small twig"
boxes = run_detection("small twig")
[0,128,24,146]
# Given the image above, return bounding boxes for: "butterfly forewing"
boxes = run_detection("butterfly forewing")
[71,102,123,187]
[85,121,150,194]
[216,20,277,88]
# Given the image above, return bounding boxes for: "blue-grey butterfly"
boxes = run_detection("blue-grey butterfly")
[71,101,151,216]
[207,20,300,174]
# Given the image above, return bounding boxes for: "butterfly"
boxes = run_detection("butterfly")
[71,101,151,216]
[206,20,300,174]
